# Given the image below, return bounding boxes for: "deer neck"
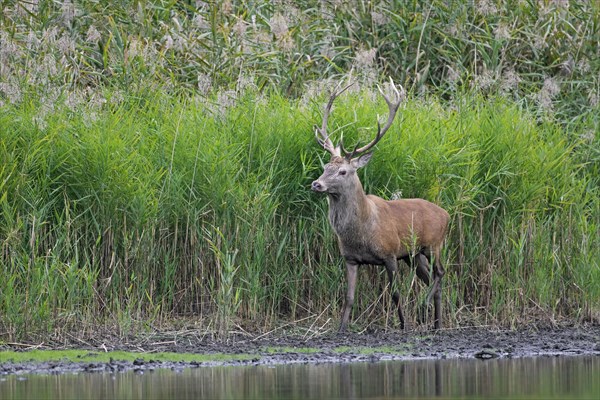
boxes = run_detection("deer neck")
[327,182,373,238]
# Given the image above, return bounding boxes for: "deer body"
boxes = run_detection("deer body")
[312,80,449,332]
[329,192,447,265]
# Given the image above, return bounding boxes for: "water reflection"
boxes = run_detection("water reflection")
[1,356,599,399]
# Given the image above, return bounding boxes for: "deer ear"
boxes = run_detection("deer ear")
[352,152,373,169]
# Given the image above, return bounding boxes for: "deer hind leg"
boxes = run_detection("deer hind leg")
[400,253,430,285]
[398,254,431,327]
[384,258,405,329]
[425,246,445,329]
[339,261,358,332]
[415,253,431,285]
[415,253,432,325]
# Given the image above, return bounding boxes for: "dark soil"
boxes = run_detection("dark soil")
[1,325,599,375]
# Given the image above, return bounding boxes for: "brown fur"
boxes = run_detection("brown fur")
[312,155,449,331]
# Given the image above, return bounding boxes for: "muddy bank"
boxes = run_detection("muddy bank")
[1,325,599,376]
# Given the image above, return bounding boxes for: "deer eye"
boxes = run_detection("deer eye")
[339,169,347,176]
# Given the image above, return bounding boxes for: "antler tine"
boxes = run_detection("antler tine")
[344,77,405,160]
[314,82,353,157]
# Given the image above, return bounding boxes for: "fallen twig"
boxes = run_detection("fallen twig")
[252,314,316,342]
[303,305,330,340]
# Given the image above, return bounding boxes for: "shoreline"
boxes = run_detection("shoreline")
[1,325,599,376]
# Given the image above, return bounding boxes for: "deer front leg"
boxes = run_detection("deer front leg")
[339,261,358,332]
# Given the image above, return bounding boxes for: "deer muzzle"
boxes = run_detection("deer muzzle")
[311,180,326,192]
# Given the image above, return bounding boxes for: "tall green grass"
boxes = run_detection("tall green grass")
[1,89,598,339]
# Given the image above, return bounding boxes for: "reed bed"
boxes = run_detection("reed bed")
[1,89,598,339]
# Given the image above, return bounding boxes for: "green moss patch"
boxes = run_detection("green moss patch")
[333,346,411,356]
[259,346,321,355]
[0,350,255,364]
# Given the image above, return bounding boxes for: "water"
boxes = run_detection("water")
[1,356,598,399]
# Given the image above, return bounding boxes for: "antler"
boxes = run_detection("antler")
[314,83,353,158]
[342,77,404,160]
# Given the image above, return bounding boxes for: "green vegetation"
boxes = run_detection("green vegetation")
[1,90,597,339]
[0,1,598,341]
[1,0,598,127]
[0,349,254,364]
[0,346,411,363]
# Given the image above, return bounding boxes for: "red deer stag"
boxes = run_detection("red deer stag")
[311,79,449,332]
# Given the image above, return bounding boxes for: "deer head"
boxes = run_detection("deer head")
[311,79,405,195]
